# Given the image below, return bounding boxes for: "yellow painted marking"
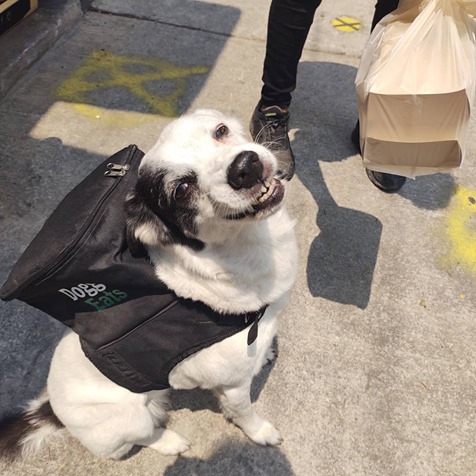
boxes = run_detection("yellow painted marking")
[57,51,210,123]
[332,16,363,32]
[72,104,157,128]
[441,186,476,276]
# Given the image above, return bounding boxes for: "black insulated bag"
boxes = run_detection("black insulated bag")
[0,145,263,393]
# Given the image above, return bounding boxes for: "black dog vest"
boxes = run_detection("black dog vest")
[0,145,266,393]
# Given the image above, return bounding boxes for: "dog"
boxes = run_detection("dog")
[0,109,297,460]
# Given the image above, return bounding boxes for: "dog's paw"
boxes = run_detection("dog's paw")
[246,420,282,446]
[149,429,190,455]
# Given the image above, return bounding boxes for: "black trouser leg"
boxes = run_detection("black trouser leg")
[371,0,400,30]
[261,0,322,108]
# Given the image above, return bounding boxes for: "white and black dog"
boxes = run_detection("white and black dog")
[0,109,297,460]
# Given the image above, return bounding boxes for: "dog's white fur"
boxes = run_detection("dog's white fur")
[21,109,297,459]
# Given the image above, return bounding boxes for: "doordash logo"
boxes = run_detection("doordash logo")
[58,283,128,311]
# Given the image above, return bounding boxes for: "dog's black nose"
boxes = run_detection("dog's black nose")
[227,151,263,190]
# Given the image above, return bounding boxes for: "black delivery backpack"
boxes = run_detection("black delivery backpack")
[0,145,264,393]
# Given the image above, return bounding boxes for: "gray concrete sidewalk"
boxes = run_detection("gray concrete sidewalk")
[1,1,476,475]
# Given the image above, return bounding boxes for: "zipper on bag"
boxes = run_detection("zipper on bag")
[105,163,130,177]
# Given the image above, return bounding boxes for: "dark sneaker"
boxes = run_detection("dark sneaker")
[365,169,406,193]
[351,121,406,193]
[249,103,295,180]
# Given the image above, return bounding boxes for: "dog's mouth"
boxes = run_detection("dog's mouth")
[225,178,285,220]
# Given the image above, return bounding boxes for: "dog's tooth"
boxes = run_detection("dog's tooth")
[256,178,278,204]
[259,191,270,202]
[259,186,274,202]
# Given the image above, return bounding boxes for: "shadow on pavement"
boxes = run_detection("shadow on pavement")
[163,439,294,476]
[291,61,456,309]
[304,155,382,310]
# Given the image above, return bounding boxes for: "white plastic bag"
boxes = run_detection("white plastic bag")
[355,0,476,178]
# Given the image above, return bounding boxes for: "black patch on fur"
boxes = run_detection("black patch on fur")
[35,401,63,429]
[0,402,63,461]
[125,167,205,252]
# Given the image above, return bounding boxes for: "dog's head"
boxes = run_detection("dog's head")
[125,109,288,252]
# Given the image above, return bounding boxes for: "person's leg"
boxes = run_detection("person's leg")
[250,0,322,180]
[261,0,322,108]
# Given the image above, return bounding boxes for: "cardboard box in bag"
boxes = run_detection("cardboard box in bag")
[356,0,476,178]
[360,88,470,178]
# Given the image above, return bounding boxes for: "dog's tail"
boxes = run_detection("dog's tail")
[0,390,64,461]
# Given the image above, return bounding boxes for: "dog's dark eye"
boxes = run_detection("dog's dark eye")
[214,124,229,140]
[174,182,190,202]
[174,182,192,205]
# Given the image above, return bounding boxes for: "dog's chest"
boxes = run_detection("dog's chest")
[151,226,297,314]
[169,308,278,390]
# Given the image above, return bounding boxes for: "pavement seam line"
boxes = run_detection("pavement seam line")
[88,6,233,38]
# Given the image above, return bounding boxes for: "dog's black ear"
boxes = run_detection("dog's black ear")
[125,229,147,259]
[124,187,174,256]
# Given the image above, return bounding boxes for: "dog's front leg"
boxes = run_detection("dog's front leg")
[215,383,282,446]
